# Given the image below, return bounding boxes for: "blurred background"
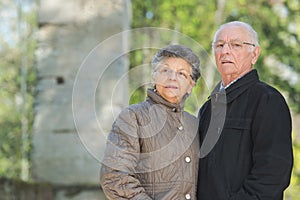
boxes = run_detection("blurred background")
[0,0,299,199]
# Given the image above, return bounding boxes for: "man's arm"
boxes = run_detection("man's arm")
[229,92,293,200]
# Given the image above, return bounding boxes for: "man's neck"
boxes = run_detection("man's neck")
[221,69,253,89]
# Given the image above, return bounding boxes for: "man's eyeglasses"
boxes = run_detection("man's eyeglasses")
[157,66,191,81]
[212,40,255,52]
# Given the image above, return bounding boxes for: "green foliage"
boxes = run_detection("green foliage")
[0,3,37,179]
[131,0,300,112]
[129,86,147,105]
[0,48,23,178]
[222,0,300,112]
[131,0,300,198]
[130,0,218,106]
[285,139,300,199]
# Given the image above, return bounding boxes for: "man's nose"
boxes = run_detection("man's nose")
[221,42,231,53]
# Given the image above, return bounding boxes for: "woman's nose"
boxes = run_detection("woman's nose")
[169,70,177,80]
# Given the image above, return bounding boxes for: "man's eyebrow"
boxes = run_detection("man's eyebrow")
[215,39,241,42]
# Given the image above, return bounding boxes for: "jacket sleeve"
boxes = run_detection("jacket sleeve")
[100,108,152,200]
[229,92,293,200]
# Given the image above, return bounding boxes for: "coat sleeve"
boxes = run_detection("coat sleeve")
[229,92,293,200]
[100,107,152,200]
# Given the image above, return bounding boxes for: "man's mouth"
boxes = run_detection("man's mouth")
[221,60,233,64]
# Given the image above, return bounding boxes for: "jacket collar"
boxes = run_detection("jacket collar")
[147,88,186,112]
[211,69,259,103]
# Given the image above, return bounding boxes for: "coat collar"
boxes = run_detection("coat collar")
[211,69,260,103]
[147,88,186,112]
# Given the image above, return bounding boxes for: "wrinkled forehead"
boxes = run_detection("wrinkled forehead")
[215,25,251,41]
[158,57,192,71]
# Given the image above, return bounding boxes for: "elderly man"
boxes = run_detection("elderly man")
[197,21,293,200]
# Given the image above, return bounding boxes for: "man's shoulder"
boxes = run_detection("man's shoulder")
[251,81,283,97]
[247,81,289,109]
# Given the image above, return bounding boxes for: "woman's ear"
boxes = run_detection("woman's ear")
[152,71,158,86]
[187,80,195,94]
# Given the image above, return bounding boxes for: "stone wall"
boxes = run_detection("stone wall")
[31,0,130,199]
[0,178,53,200]
[0,178,107,200]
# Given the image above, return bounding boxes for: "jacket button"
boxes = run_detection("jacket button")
[185,194,191,199]
[185,156,191,163]
[178,125,184,131]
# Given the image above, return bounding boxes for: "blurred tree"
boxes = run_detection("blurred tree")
[130,0,217,108]
[0,0,36,179]
[0,0,298,196]
[131,0,300,112]
[130,0,300,198]
[223,0,300,112]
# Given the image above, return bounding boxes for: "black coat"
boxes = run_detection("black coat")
[197,69,293,200]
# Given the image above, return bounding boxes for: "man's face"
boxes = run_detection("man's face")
[213,25,260,83]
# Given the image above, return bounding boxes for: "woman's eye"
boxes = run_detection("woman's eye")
[178,72,187,79]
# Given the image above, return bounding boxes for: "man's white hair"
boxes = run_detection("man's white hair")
[213,21,260,47]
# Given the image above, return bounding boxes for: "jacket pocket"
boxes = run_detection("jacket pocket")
[223,118,252,130]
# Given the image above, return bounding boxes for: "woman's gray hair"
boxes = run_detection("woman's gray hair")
[213,21,260,47]
[151,44,201,82]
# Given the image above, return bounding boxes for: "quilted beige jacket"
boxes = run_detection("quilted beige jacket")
[100,89,199,200]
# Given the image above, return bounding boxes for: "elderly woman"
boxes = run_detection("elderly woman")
[100,44,201,200]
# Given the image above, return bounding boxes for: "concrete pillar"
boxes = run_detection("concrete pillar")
[32,0,131,198]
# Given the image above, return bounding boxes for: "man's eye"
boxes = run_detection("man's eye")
[232,42,242,47]
[216,43,224,48]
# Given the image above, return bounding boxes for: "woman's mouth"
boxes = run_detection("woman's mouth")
[165,85,178,89]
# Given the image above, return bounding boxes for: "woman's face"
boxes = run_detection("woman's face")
[152,57,195,104]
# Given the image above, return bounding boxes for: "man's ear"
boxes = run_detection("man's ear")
[251,46,261,65]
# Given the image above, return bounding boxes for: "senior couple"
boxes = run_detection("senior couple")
[100,21,293,200]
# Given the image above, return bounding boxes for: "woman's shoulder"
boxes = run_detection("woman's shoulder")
[126,100,151,113]
[183,111,198,123]
[116,101,152,122]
